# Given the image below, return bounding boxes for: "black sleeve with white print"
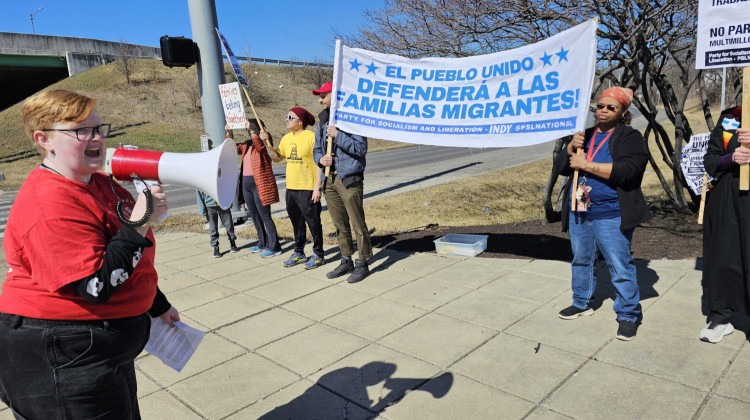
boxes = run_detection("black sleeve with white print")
[71,225,153,304]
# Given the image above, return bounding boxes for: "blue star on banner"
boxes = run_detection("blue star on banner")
[366,62,379,75]
[349,59,361,71]
[540,52,553,67]
[556,47,569,63]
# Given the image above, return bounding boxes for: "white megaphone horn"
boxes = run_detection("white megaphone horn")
[104,139,239,210]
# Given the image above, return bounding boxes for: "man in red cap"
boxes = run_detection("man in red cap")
[312,82,373,283]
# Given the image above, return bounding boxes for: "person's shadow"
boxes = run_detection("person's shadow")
[258,362,453,419]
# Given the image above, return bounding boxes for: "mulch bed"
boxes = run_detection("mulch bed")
[370,212,703,261]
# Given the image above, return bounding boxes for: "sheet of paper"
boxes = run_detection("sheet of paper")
[144,318,205,372]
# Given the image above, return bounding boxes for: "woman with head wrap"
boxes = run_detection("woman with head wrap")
[264,107,326,269]
[553,87,650,341]
[700,106,750,343]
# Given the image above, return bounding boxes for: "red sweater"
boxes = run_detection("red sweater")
[236,135,279,206]
[1,169,158,319]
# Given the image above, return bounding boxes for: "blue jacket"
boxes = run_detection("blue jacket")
[313,116,367,180]
[196,190,218,216]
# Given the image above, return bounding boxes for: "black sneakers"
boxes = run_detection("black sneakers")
[326,257,354,279]
[213,245,221,258]
[230,239,239,253]
[616,320,638,341]
[347,260,370,284]
[558,305,594,320]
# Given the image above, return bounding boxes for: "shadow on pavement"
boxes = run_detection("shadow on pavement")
[589,259,660,314]
[258,362,453,419]
[372,231,573,261]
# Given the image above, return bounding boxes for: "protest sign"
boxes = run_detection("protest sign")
[696,0,750,69]
[329,19,597,148]
[219,82,246,129]
[216,28,249,88]
[680,132,713,195]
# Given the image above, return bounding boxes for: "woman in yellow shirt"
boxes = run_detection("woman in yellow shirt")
[263,107,325,269]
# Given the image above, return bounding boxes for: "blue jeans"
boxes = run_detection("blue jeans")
[0,312,150,419]
[568,214,640,322]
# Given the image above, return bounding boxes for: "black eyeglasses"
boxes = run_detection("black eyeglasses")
[42,124,111,141]
[285,115,299,121]
[596,104,618,112]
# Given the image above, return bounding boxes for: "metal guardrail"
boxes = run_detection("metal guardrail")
[228,55,333,69]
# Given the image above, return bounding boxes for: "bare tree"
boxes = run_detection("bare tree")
[304,58,334,88]
[346,0,715,216]
[113,38,138,85]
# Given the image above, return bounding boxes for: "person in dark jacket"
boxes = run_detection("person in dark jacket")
[553,86,649,341]
[312,82,373,283]
[701,106,750,343]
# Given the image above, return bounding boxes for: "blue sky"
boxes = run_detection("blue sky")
[1,1,381,62]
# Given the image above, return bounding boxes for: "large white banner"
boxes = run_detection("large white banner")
[330,19,597,148]
[696,0,750,69]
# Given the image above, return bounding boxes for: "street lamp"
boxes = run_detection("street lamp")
[30,7,43,34]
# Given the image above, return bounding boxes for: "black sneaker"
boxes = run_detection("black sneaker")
[326,257,354,279]
[213,245,222,258]
[347,259,370,284]
[558,305,594,320]
[616,320,638,341]
[229,239,239,253]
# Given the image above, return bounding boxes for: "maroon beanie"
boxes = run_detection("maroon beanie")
[290,107,315,128]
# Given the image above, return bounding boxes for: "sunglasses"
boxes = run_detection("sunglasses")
[285,115,299,121]
[596,103,618,112]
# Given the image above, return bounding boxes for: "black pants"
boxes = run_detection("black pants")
[206,206,236,247]
[709,307,733,324]
[0,312,150,420]
[243,176,281,252]
[285,189,323,256]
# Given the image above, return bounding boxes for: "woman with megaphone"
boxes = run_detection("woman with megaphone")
[0,90,180,419]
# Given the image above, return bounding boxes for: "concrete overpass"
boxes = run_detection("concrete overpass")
[0,32,160,110]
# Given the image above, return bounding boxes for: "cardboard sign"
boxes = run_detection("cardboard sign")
[680,132,713,195]
[696,0,750,69]
[219,82,246,130]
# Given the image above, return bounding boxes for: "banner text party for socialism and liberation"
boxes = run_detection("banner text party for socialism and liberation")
[696,0,750,69]
[329,19,597,148]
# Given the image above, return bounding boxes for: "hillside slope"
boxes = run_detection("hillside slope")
[0,59,396,190]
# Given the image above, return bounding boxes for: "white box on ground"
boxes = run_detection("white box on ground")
[434,234,488,257]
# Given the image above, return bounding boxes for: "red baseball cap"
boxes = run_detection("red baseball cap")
[312,82,332,95]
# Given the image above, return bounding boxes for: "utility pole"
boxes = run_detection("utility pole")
[186,0,246,221]
[30,8,43,34]
[186,0,225,145]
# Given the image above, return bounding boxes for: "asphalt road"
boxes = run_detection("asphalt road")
[120,140,557,218]
[122,104,664,217]
[0,108,665,235]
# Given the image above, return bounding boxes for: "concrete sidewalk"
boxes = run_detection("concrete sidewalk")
[1,232,749,419]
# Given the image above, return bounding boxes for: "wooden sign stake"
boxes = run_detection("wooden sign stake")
[739,67,750,190]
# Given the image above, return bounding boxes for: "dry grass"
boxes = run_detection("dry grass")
[153,158,556,243]
[3,61,716,240]
[153,99,716,242]
[0,59,401,190]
